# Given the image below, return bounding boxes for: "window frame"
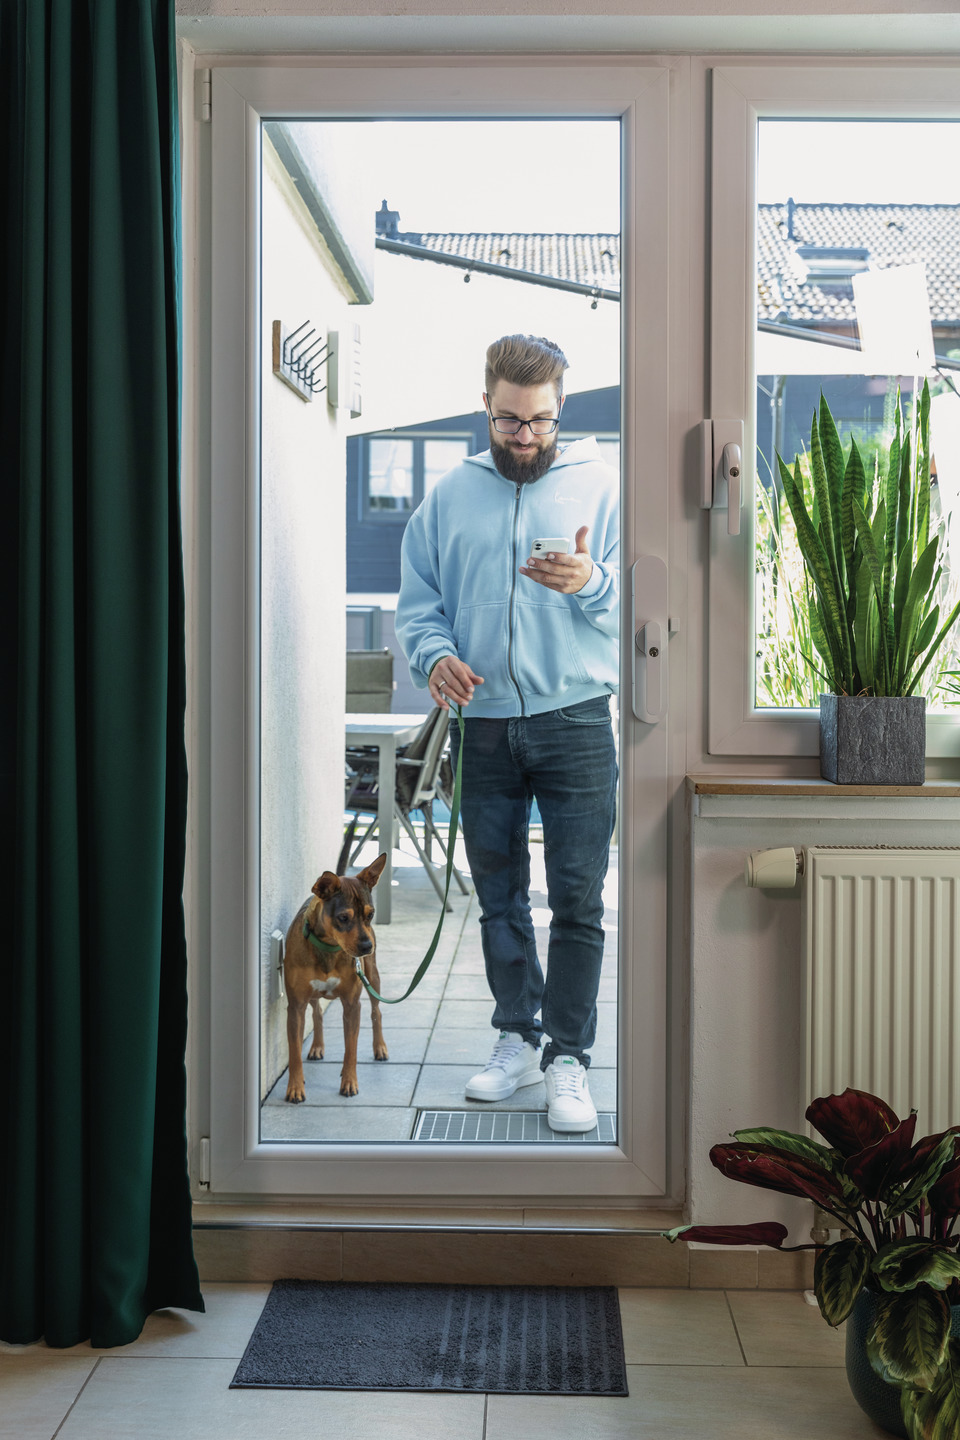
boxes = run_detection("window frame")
[359,429,474,523]
[206,57,678,1199]
[707,63,960,758]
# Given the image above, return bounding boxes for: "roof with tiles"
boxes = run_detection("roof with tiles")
[387,205,960,329]
[757,202,960,327]
[393,231,621,292]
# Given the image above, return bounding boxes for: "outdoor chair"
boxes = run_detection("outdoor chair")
[343,706,470,909]
[346,648,395,713]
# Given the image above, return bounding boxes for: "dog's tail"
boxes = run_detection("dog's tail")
[336,816,359,876]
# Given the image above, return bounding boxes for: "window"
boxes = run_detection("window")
[707,67,960,756]
[361,433,472,519]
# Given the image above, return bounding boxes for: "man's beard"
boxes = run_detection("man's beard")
[489,433,558,486]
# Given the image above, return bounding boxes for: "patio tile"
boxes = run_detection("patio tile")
[304,1027,431,1065]
[262,1062,421,1108]
[260,1105,418,1142]
[435,999,497,1029]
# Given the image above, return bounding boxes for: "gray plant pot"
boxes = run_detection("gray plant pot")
[819,694,926,785]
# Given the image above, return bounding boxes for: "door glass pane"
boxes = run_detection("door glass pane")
[258,117,622,1146]
[753,120,960,711]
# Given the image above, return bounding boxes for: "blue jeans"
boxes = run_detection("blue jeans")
[449,696,617,1069]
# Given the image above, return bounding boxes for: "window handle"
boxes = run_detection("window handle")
[722,441,742,536]
[699,419,744,537]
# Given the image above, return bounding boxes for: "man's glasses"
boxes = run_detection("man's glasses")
[485,400,561,436]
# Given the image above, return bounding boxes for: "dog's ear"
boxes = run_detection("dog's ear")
[358,854,388,889]
[311,872,341,900]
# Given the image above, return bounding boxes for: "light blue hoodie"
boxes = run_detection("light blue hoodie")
[396,437,619,719]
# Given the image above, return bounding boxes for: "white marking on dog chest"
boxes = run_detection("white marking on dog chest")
[310,977,341,996]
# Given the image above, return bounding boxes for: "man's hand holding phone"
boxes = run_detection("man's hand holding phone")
[521,525,594,594]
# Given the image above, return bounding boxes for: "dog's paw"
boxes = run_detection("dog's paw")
[339,1075,360,1097]
[307,1044,324,1061]
[373,1043,389,1061]
[285,1084,306,1104]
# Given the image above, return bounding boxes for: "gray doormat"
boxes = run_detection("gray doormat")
[231,1279,628,1395]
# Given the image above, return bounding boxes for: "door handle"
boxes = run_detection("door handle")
[631,556,668,724]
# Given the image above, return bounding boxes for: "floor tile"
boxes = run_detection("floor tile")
[304,1027,431,1066]
[0,1285,270,1363]
[259,1105,418,1141]
[727,1291,847,1367]
[617,1289,744,1366]
[0,1354,95,1440]
[435,999,497,1029]
[57,1358,486,1440]
[262,1063,421,1108]
[487,1364,887,1440]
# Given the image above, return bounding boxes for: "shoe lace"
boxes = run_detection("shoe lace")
[551,1065,585,1097]
[484,1035,524,1071]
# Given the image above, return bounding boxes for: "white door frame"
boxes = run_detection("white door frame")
[206,57,678,1197]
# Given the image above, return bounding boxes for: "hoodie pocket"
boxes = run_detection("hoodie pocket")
[455,602,514,701]
[514,600,591,696]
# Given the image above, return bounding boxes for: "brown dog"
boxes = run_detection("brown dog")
[283,854,388,1101]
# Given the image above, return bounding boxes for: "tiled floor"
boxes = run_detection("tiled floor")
[0,1285,890,1439]
[261,830,619,1143]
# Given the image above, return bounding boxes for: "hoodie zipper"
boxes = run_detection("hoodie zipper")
[506,483,526,715]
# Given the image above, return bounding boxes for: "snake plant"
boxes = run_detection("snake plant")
[776,381,960,697]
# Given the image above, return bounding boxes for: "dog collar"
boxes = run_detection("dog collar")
[303,919,342,956]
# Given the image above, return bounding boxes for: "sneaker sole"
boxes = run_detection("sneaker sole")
[464,1068,544,1102]
[546,1110,599,1134]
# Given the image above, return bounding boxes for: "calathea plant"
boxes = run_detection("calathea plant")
[666,1089,960,1440]
[777,380,960,697]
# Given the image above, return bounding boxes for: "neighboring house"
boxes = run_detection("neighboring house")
[348,200,960,600]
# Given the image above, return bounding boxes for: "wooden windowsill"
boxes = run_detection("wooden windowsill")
[687,775,960,799]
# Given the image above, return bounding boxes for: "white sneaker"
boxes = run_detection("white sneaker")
[465,1031,543,1101]
[544,1056,598,1133]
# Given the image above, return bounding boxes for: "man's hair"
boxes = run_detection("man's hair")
[484,335,569,400]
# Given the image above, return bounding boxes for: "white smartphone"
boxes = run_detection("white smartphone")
[531,537,571,556]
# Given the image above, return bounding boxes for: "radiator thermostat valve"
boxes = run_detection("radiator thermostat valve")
[744,846,802,889]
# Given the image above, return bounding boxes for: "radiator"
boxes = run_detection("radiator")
[801,847,960,1135]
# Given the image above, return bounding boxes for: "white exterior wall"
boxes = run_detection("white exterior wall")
[258,138,373,1094]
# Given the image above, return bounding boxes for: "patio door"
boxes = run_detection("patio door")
[205,58,678,1198]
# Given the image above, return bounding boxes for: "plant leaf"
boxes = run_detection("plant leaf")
[867,1285,950,1389]
[874,1240,960,1294]
[709,1143,846,1207]
[845,1114,918,1201]
[664,1223,789,1248]
[806,1088,901,1157]
[900,1336,960,1440]
[886,1132,960,1222]
[733,1128,838,1168]
[814,1238,871,1326]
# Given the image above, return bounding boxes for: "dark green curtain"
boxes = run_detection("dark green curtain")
[1,0,204,1346]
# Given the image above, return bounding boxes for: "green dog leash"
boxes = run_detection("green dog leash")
[355,703,465,1006]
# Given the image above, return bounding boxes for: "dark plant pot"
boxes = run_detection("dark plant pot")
[845,1290,960,1438]
[819,694,925,785]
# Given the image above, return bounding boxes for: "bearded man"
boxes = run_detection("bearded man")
[395,334,620,1133]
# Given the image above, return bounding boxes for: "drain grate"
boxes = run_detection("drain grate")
[414,1110,617,1143]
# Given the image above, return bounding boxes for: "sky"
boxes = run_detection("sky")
[339,119,622,235]
[757,121,960,205]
